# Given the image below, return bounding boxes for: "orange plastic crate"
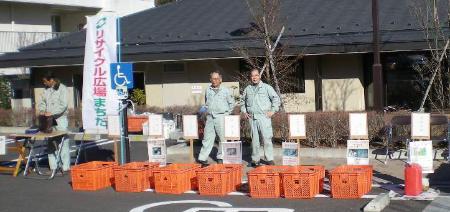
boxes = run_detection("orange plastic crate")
[281,166,320,199]
[127,116,148,132]
[329,165,373,199]
[223,164,243,191]
[197,165,234,196]
[153,163,201,194]
[71,161,116,191]
[247,165,292,198]
[296,165,325,193]
[113,162,159,192]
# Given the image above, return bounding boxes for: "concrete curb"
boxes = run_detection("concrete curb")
[363,193,390,212]
[166,143,448,159]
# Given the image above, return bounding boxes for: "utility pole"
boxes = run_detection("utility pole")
[372,0,384,111]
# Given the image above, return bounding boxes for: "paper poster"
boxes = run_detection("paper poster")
[107,115,120,136]
[349,113,368,139]
[222,141,242,164]
[191,85,202,94]
[183,115,199,139]
[408,140,433,173]
[289,114,306,139]
[147,138,166,166]
[411,112,431,140]
[224,115,240,140]
[347,140,370,165]
[148,114,163,138]
[0,136,6,155]
[282,142,299,165]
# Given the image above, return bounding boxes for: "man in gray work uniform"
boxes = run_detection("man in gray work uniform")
[241,68,280,167]
[197,71,235,166]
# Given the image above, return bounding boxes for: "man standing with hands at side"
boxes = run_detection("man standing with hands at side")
[241,68,281,167]
[197,71,235,166]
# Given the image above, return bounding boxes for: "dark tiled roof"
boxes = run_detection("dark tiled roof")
[0,0,448,67]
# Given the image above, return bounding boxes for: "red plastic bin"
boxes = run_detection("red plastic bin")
[153,163,202,194]
[113,162,160,192]
[329,165,373,199]
[247,165,292,198]
[71,161,116,191]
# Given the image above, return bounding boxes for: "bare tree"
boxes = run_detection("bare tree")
[411,0,450,113]
[234,0,303,112]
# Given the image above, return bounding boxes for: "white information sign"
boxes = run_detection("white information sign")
[192,85,203,94]
[411,112,431,140]
[148,114,163,138]
[183,115,199,139]
[288,114,306,139]
[347,140,370,165]
[107,115,120,136]
[349,113,368,139]
[222,141,242,164]
[282,142,299,165]
[224,115,240,140]
[0,136,6,155]
[408,140,433,173]
[147,138,166,166]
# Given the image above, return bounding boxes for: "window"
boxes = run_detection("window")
[163,63,185,73]
[51,15,61,32]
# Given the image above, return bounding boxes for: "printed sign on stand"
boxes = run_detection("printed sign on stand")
[222,141,242,164]
[349,113,368,139]
[282,142,299,165]
[408,140,433,173]
[411,112,431,140]
[183,115,198,139]
[288,114,306,139]
[224,115,240,140]
[0,136,6,155]
[148,114,163,138]
[347,140,370,165]
[147,138,166,166]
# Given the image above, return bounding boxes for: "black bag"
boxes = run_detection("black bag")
[38,115,54,133]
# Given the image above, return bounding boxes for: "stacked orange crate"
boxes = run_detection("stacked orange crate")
[329,165,373,198]
[247,165,292,198]
[114,162,160,192]
[197,164,234,196]
[153,163,201,194]
[281,166,321,199]
[71,161,116,191]
[297,165,325,193]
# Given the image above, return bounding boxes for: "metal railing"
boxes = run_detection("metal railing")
[0,31,69,53]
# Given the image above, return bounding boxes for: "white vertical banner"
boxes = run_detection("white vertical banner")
[0,136,6,155]
[82,13,119,133]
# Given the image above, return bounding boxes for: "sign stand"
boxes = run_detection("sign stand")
[347,113,370,165]
[223,115,242,164]
[285,114,306,165]
[182,115,199,163]
[409,112,433,174]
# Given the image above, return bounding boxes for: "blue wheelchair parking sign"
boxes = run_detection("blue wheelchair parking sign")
[110,63,134,89]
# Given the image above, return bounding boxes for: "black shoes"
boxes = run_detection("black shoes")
[217,159,223,164]
[249,161,261,168]
[197,160,209,167]
[266,160,275,165]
